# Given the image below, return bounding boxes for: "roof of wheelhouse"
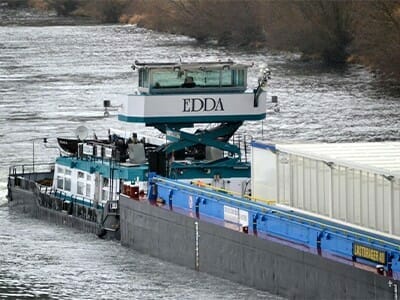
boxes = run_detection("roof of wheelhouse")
[132,60,253,70]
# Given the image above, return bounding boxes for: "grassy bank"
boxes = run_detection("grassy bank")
[5,0,400,80]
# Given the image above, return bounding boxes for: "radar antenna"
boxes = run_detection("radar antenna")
[75,125,89,141]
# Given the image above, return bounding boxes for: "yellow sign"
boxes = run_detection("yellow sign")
[353,243,386,264]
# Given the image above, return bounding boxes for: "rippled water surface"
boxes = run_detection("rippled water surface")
[1,11,400,299]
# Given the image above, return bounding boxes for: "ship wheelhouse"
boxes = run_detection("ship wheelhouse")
[119,60,267,125]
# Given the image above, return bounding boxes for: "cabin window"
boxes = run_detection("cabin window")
[86,184,91,197]
[64,178,71,191]
[78,171,84,179]
[86,174,92,181]
[103,177,109,187]
[65,169,72,176]
[102,190,109,201]
[77,181,84,195]
[57,176,63,189]
[57,166,64,174]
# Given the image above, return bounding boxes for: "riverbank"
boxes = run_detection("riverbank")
[45,1,400,81]
[2,0,400,81]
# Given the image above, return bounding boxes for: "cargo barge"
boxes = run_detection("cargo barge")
[7,60,400,299]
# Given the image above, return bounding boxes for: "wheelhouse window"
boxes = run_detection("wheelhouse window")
[221,70,232,86]
[188,70,218,87]
[233,69,245,86]
[150,68,246,89]
[138,69,149,88]
[152,70,183,88]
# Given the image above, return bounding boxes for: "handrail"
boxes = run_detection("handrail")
[192,180,275,205]
[269,207,400,250]
[8,163,54,176]
[231,134,253,163]
[154,176,276,211]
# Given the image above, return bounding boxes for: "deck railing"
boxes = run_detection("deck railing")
[9,163,55,177]
[231,134,252,162]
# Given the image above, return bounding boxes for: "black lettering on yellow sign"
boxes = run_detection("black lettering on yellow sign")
[353,243,387,264]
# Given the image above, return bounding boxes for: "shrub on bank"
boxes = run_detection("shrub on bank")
[83,0,129,23]
[351,2,400,79]
[1,0,29,8]
[50,0,79,16]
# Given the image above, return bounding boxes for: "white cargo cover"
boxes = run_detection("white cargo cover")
[251,141,400,237]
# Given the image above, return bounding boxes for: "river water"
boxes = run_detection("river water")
[1,8,400,300]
